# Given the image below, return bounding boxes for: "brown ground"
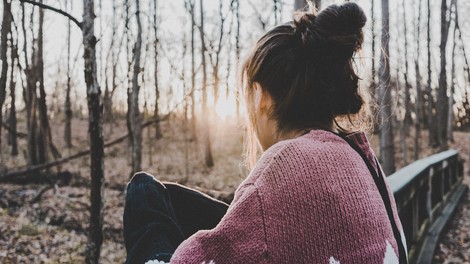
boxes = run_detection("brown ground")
[0,114,469,263]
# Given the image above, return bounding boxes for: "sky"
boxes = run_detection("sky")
[2,0,470,119]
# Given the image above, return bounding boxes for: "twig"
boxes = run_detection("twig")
[18,0,82,29]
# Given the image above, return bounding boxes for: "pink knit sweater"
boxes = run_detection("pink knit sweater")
[168,130,407,264]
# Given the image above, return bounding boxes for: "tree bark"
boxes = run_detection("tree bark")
[235,0,241,118]
[414,0,423,160]
[447,2,458,142]
[130,0,143,173]
[436,0,453,150]
[199,0,214,167]
[21,3,39,165]
[0,0,12,151]
[426,0,438,147]
[189,0,197,138]
[8,28,18,156]
[82,0,105,262]
[378,0,395,175]
[153,0,162,139]
[36,0,60,164]
[401,0,411,165]
[65,0,73,148]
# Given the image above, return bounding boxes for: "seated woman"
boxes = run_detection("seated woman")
[123,2,408,264]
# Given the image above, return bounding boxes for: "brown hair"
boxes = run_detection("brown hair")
[241,2,369,168]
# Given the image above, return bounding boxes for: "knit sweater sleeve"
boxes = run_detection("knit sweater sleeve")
[170,183,267,264]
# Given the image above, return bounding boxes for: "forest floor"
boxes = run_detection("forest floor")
[433,132,470,263]
[0,114,469,263]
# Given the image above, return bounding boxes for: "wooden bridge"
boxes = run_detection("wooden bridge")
[388,150,467,264]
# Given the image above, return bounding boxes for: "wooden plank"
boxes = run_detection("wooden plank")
[415,184,468,264]
[387,150,458,193]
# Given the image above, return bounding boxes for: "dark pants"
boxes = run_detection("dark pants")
[123,172,229,264]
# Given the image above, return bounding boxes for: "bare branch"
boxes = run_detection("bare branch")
[18,0,82,29]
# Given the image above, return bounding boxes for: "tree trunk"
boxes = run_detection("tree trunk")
[130,0,143,173]
[436,0,452,150]
[426,0,438,147]
[8,31,18,156]
[371,0,376,86]
[65,0,73,148]
[235,0,241,118]
[153,0,162,139]
[378,0,395,175]
[36,0,60,164]
[199,0,214,167]
[401,0,411,165]
[414,0,423,160]
[82,0,105,262]
[22,3,39,165]
[189,0,197,139]
[0,0,12,151]
[448,3,458,142]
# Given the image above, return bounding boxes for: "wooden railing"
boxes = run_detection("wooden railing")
[387,149,466,263]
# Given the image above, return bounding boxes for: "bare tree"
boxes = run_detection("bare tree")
[8,25,18,156]
[436,0,454,150]
[426,0,437,147]
[447,1,458,142]
[82,0,105,261]
[36,0,60,164]
[153,0,162,139]
[130,0,143,173]
[18,0,106,261]
[64,0,72,148]
[235,0,241,118]
[208,0,234,107]
[0,0,12,150]
[199,0,214,167]
[401,0,411,165]
[414,0,423,160]
[378,0,395,175]
[185,0,197,138]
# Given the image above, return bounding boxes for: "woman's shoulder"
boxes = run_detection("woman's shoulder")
[250,130,371,183]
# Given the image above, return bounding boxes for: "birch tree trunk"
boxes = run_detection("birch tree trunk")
[378,0,395,175]
[82,0,105,262]
[130,0,143,173]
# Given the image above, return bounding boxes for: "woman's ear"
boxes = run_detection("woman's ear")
[253,83,272,114]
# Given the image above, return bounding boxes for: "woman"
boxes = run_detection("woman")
[123,2,408,263]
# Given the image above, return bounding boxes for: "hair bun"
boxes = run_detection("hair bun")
[294,2,367,58]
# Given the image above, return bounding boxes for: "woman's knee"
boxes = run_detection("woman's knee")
[128,172,163,187]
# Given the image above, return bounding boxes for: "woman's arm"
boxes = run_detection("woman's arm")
[169,183,268,264]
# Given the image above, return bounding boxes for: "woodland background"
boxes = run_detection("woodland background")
[0,0,470,263]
